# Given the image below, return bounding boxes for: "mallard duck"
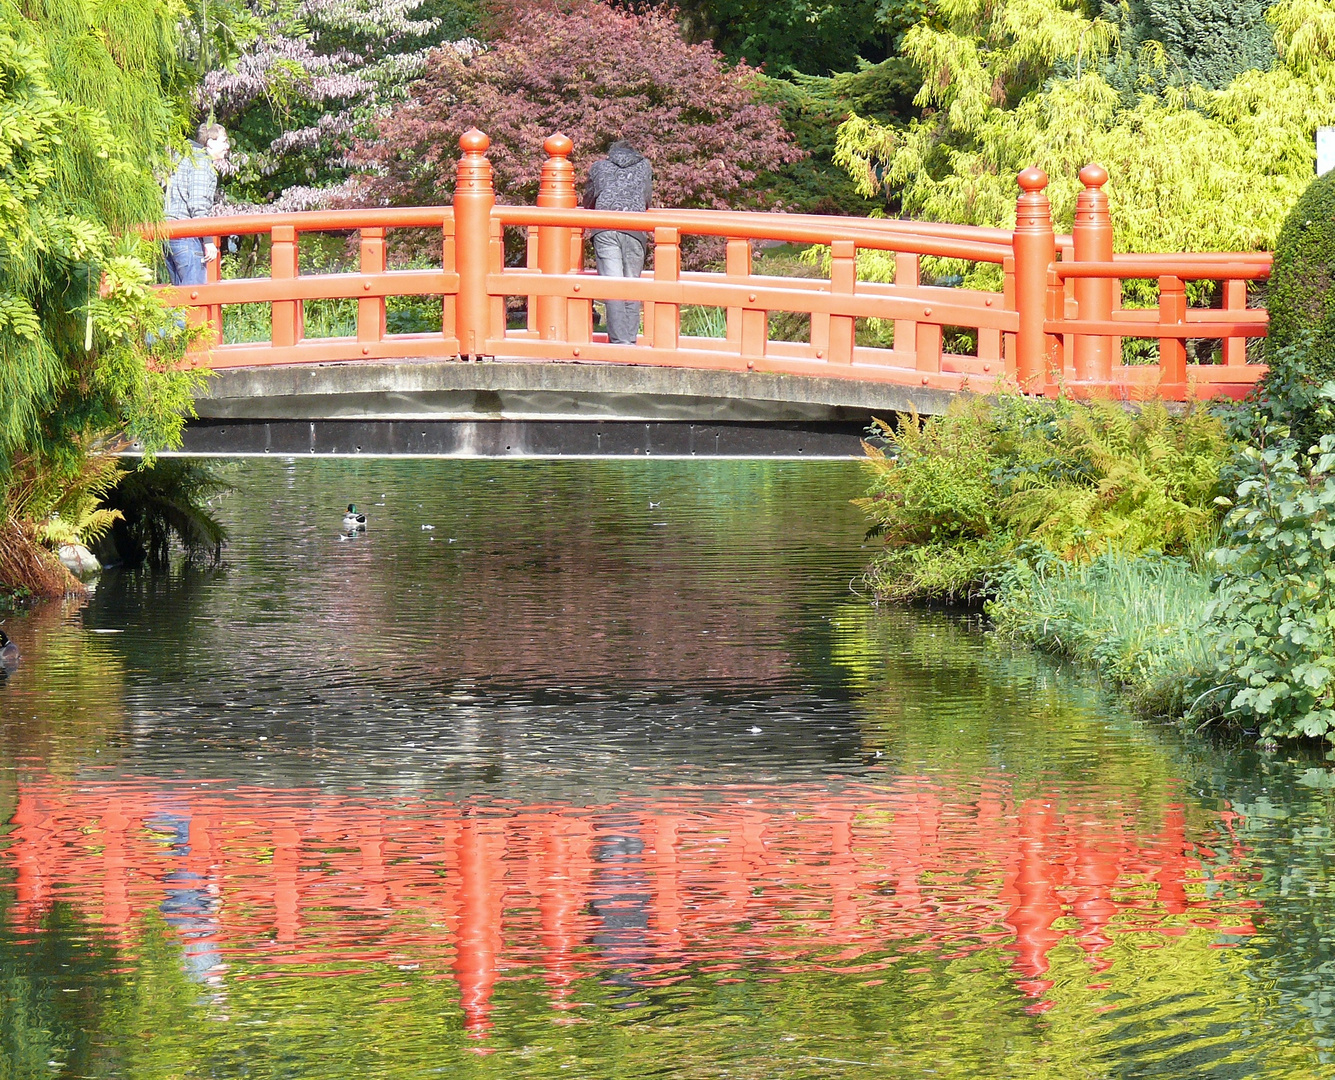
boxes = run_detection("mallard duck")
[342,504,367,531]
[0,630,18,668]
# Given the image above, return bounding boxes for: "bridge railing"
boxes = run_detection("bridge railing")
[154,130,1271,401]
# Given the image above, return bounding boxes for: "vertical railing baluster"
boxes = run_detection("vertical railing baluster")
[205,235,222,346]
[828,239,856,366]
[568,226,591,346]
[1002,255,1017,380]
[1045,268,1065,395]
[489,217,506,346]
[1223,279,1247,366]
[725,238,749,345]
[526,226,539,333]
[653,227,679,351]
[271,224,299,348]
[358,226,386,354]
[893,252,918,364]
[915,321,941,375]
[441,214,457,346]
[1158,274,1187,398]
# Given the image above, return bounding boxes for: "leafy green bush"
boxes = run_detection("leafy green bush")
[856,395,1232,601]
[1264,170,1335,446]
[1203,418,1335,742]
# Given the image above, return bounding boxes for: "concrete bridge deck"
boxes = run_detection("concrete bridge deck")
[180,357,955,457]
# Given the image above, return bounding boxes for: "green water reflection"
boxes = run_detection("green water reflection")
[0,460,1330,1077]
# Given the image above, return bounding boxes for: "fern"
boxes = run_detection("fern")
[856,394,1233,600]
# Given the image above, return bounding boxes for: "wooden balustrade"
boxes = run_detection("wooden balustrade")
[151,130,1272,401]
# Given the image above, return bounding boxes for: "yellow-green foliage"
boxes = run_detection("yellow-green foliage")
[856,395,1232,600]
[1003,399,1228,559]
[0,0,204,528]
[834,0,1335,253]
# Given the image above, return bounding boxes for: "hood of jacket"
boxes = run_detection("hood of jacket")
[607,142,645,168]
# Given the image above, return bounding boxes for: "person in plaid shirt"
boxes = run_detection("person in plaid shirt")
[164,122,229,286]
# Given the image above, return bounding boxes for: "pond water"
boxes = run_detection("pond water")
[2,458,1334,1078]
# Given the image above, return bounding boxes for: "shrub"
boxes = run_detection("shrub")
[353,1,801,214]
[855,395,1232,601]
[1202,418,1335,743]
[855,397,1018,601]
[1263,170,1335,447]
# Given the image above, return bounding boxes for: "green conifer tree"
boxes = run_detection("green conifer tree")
[1104,0,1277,93]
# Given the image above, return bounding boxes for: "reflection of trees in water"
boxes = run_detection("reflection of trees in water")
[79,459,870,693]
[0,598,127,805]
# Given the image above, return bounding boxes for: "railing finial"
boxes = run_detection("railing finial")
[538,133,577,208]
[1017,167,1049,195]
[543,132,573,159]
[1078,163,1109,190]
[460,128,490,154]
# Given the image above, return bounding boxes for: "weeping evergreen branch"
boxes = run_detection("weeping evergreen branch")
[0,0,207,598]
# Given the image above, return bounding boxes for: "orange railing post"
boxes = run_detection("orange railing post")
[205,235,222,346]
[454,129,496,358]
[725,238,750,346]
[1223,278,1248,366]
[1002,255,1017,379]
[536,134,577,342]
[1072,165,1115,385]
[828,239,857,366]
[894,252,919,365]
[1158,275,1188,397]
[653,226,680,350]
[1045,267,1066,395]
[1013,168,1057,392]
[271,224,300,348]
[358,226,386,352]
[441,214,457,344]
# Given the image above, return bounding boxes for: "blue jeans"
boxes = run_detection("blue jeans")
[592,231,647,344]
[165,237,206,286]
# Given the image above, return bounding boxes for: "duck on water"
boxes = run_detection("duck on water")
[0,630,18,671]
[343,504,367,532]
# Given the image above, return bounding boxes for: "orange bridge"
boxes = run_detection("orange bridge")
[158,130,1272,443]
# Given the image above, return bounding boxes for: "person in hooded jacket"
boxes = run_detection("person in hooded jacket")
[583,140,653,345]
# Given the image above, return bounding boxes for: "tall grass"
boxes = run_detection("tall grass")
[679,305,726,338]
[986,551,1219,717]
[222,296,444,344]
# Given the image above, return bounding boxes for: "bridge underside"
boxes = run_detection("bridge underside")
[174,359,956,458]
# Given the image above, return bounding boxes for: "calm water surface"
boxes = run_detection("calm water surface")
[2,458,1334,1078]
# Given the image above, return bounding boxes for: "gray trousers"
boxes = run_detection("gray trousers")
[592,231,647,344]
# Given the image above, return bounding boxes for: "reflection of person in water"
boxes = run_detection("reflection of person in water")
[590,816,655,996]
[147,811,226,986]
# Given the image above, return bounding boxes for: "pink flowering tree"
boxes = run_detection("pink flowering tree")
[353,1,802,216]
[191,0,482,209]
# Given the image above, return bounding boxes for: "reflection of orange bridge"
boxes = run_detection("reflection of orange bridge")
[4,777,1256,1028]
[157,133,1271,455]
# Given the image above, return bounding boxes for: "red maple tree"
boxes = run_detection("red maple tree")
[352,1,802,212]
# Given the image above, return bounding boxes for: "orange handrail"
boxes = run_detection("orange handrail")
[152,128,1272,402]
